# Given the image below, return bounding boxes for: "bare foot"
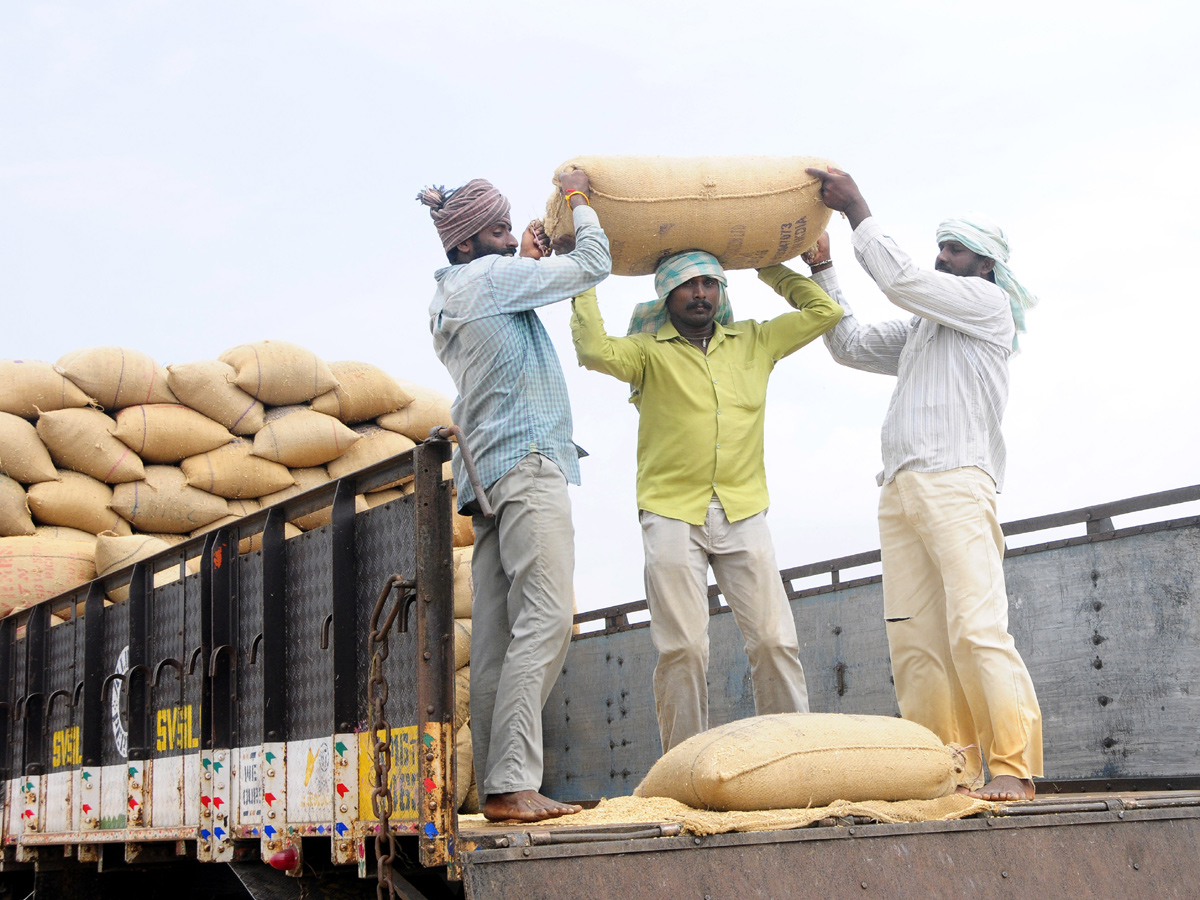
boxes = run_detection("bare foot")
[482,790,582,823]
[969,775,1035,802]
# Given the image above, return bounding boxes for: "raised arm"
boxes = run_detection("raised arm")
[488,169,612,313]
[570,287,648,384]
[753,265,843,360]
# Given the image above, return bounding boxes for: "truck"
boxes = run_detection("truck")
[0,434,1197,899]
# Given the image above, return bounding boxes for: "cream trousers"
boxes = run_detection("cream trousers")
[641,499,810,753]
[470,453,575,797]
[879,467,1043,781]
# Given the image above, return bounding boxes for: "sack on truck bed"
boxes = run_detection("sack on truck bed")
[56,347,177,410]
[113,404,235,463]
[27,471,132,536]
[110,466,230,534]
[166,360,266,435]
[635,713,967,811]
[544,155,835,277]
[0,412,60,484]
[37,408,146,484]
[219,340,338,406]
[311,361,413,424]
[0,536,96,615]
[0,359,94,419]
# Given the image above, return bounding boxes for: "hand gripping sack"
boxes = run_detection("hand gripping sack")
[544,155,836,277]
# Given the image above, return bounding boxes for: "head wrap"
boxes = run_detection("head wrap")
[416,179,512,253]
[625,250,735,336]
[936,214,1039,352]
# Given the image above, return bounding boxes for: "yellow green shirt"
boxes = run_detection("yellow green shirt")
[571,265,842,525]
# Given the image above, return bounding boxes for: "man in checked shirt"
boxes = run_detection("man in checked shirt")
[785,165,1042,802]
[418,171,610,821]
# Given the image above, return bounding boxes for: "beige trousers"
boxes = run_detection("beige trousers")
[470,453,575,797]
[641,499,810,753]
[879,467,1043,781]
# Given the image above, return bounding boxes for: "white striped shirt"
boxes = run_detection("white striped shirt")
[815,217,1015,491]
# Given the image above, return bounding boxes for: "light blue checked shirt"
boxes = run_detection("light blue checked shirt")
[428,205,611,510]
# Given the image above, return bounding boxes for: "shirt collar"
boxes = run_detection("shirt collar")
[654,319,742,344]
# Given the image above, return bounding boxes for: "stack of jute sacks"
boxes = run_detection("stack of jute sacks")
[543,155,836,277]
[0,342,470,610]
[0,340,481,811]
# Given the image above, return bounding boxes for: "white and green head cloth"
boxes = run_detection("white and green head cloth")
[625,250,735,336]
[936,214,1039,352]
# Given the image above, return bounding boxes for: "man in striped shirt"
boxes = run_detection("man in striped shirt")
[419,173,610,821]
[795,165,1042,802]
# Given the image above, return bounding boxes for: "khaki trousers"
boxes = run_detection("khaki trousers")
[641,499,810,753]
[470,453,575,797]
[879,467,1043,781]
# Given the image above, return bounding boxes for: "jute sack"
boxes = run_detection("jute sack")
[326,424,416,487]
[0,359,94,418]
[219,341,338,406]
[110,466,230,534]
[94,533,177,602]
[113,404,234,463]
[453,510,474,548]
[453,666,471,732]
[0,536,96,615]
[377,380,453,442]
[635,713,965,811]
[452,546,473,618]
[56,347,177,410]
[363,489,406,509]
[166,360,266,435]
[288,493,368,532]
[0,476,36,537]
[543,156,835,277]
[27,472,132,536]
[251,406,360,468]
[256,466,342,531]
[35,525,97,543]
[37,408,146,484]
[311,361,413,424]
[181,438,295,499]
[453,618,471,671]
[455,722,474,812]
[0,412,59,484]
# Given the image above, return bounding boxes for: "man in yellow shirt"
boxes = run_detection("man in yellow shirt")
[571,250,842,752]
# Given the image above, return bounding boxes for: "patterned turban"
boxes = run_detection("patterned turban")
[416,179,512,253]
[626,250,735,336]
[936,214,1040,352]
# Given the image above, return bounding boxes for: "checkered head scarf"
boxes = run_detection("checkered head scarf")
[625,250,735,336]
[936,214,1039,352]
[416,179,512,253]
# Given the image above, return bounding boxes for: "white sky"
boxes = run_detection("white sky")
[3,1,1198,613]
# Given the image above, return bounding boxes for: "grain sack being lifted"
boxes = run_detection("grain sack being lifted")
[0,536,96,616]
[252,406,360,468]
[110,466,230,534]
[635,713,967,811]
[113,404,235,463]
[37,408,146,484]
[56,347,177,410]
[0,411,59,484]
[27,471,132,536]
[166,360,266,435]
[311,361,413,424]
[0,359,94,418]
[219,340,339,406]
[544,156,836,277]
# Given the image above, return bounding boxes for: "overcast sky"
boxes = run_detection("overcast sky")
[3,1,1198,612]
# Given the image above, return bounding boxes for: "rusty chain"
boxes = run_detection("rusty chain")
[368,574,416,900]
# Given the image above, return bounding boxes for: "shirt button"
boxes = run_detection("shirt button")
[717,410,722,415]
[716,444,721,449]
